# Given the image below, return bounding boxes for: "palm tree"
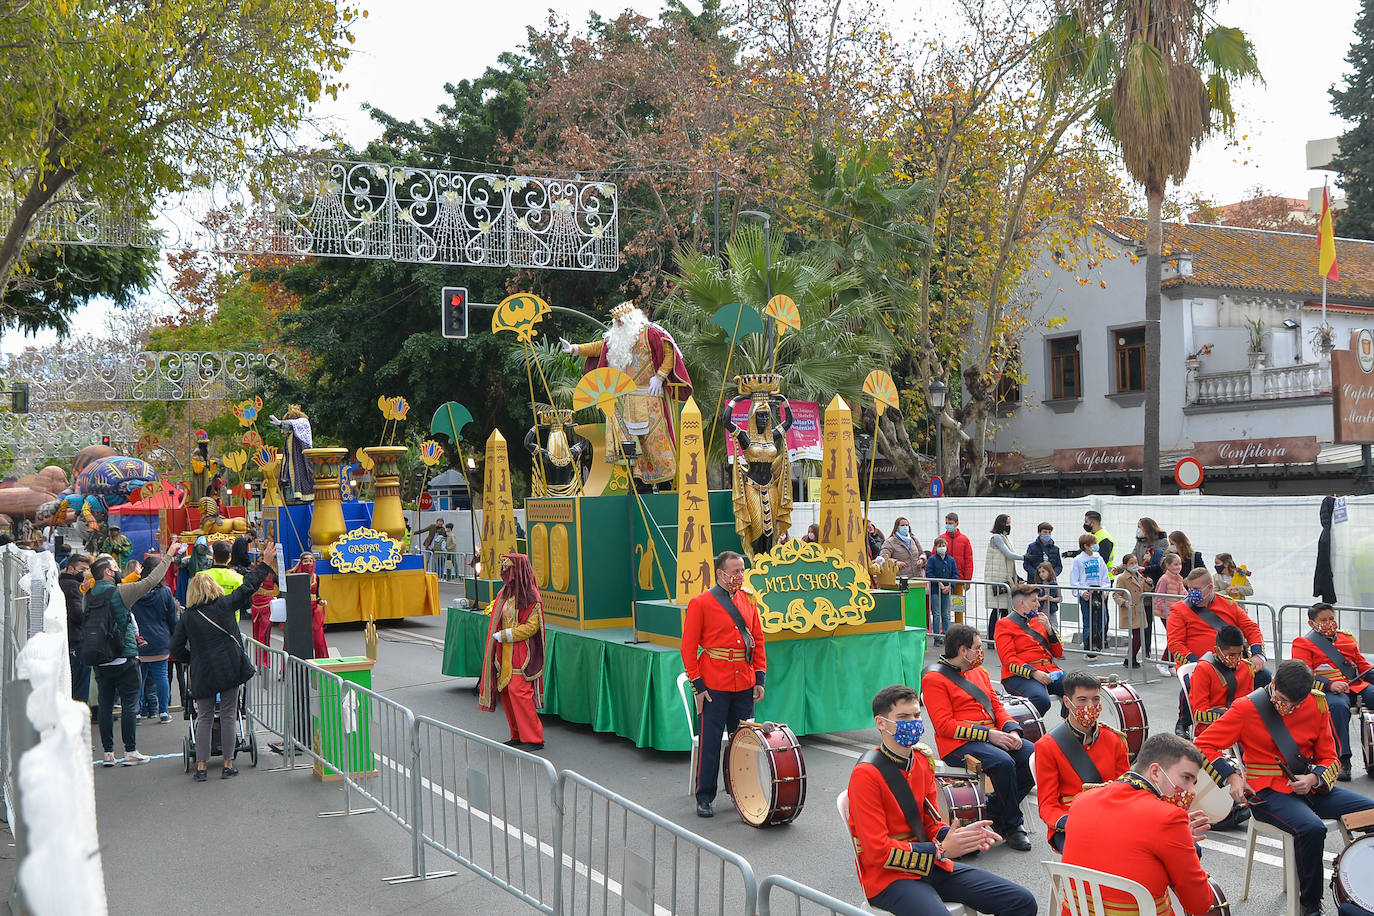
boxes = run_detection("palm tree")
[1041,2,1260,493]
[656,225,890,467]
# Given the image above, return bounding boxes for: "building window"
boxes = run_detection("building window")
[1049,335,1081,399]
[1114,326,1146,393]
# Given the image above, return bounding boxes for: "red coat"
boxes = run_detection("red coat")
[935,528,974,580]
[1034,724,1129,846]
[681,587,767,693]
[1291,630,1373,692]
[846,744,953,899]
[1165,596,1264,666]
[1062,774,1214,916]
[1194,690,1339,794]
[920,659,1018,759]
[1188,654,1254,735]
[994,612,1064,681]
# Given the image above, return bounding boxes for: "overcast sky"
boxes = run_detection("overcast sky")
[1,0,1362,353]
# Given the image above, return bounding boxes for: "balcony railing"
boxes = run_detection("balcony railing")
[1190,362,1331,406]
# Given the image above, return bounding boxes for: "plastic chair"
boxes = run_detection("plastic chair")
[1241,812,1350,916]
[837,789,971,915]
[674,672,699,797]
[1044,860,1158,916]
[1176,661,1197,732]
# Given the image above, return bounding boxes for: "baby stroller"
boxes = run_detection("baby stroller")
[178,664,258,772]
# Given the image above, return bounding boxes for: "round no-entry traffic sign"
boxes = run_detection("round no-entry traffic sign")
[929,476,944,498]
[1173,457,1204,490]
[418,491,434,511]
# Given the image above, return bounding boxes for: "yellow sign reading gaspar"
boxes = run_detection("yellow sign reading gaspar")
[743,538,873,634]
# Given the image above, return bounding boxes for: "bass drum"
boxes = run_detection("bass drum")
[935,774,987,826]
[1334,835,1374,911]
[1361,710,1374,773]
[1204,878,1231,916]
[1101,680,1149,761]
[726,721,806,827]
[997,692,1046,743]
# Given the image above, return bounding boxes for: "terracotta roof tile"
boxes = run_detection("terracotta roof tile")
[1098,217,1374,304]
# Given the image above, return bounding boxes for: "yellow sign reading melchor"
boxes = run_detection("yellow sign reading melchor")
[743,538,873,634]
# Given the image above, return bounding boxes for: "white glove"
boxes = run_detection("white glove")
[558,337,574,355]
[647,376,664,397]
[490,630,502,643]
[269,414,281,426]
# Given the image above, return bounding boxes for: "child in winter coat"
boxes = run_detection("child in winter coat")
[1153,552,1187,625]
[925,537,961,645]
[1112,554,1149,668]
[1068,533,1112,653]
[1034,561,1062,632]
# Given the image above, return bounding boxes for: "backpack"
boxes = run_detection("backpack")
[80,586,125,666]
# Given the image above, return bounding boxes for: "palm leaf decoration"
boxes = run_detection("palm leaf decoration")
[708,301,765,343]
[573,367,637,416]
[765,294,801,331]
[862,370,900,411]
[492,292,551,342]
[430,401,474,444]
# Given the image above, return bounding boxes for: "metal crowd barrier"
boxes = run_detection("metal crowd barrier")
[558,770,757,916]
[420,549,474,581]
[1277,602,1374,662]
[758,874,867,916]
[1142,593,1280,662]
[413,716,559,911]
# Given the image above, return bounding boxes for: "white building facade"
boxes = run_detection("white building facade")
[992,219,1374,495]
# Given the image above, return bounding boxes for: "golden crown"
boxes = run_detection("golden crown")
[536,406,575,426]
[735,373,783,397]
[609,301,639,319]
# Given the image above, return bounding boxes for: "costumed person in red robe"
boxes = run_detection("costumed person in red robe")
[478,553,547,749]
[289,553,329,658]
[559,301,692,488]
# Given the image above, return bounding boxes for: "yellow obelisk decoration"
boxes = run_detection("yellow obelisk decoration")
[675,397,714,604]
[479,430,517,578]
[819,395,867,572]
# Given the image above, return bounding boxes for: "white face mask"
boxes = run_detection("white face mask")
[936,547,947,556]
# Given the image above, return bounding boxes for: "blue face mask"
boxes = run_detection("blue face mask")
[885,717,925,748]
[898,525,910,537]
[1086,543,1098,554]
[1025,608,1039,619]
[1187,588,1204,605]
[1039,534,1052,544]
[945,524,957,534]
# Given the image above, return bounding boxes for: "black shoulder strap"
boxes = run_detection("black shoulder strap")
[1248,688,1308,776]
[1049,723,1104,786]
[1304,630,1358,681]
[935,664,995,720]
[708,585,754,664]
[859,749,927,841]
[1010,612,1054,656]
[1189,602,1229,635]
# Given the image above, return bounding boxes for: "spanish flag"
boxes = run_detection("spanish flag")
[1319,186,1340,281]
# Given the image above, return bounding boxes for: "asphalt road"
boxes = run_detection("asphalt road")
[89,582,1371,915]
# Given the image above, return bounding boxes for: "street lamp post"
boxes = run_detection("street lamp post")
[927,379,948,480]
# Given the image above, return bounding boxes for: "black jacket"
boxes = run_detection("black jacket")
[171,562,270,699]
[1315,495,1337,603]
[1022,537,1063,580]
[59,571,84,652]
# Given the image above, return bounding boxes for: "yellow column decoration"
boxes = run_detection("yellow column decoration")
[674,397,714,604]
[819,396,867,573]
[479,429,517,577]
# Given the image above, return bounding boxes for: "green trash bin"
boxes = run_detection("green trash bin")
[312,657,377,781]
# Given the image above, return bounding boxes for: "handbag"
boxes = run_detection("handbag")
[198,608,256,686]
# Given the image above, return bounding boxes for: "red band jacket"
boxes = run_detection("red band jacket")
[1188,654,1254,734]
[1291,630,1373,692]
[1194,690,1339,794]
[681,587,767,693]
[1165,596,1264,666]
[1034,722,1129,846]
[846,744,954,899]
[994,612,1064,681]
[920,659,1020,759]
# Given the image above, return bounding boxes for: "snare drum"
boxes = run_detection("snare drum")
[935,774,988,826]
[726,721,807,827]
[1361,710,1374,773]
[1333,835,1374,911]
[997,692,1047,743]
[1101,680,1149,761]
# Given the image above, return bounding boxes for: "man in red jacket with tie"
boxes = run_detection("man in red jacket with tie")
[845,684,1036,916]
[681,550,767,818]
[920,624,1035,851]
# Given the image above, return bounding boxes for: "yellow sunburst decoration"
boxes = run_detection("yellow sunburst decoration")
[492,292,551,342]
[862,370,900,411]
[764,294,801,331]
[573,366,637,417]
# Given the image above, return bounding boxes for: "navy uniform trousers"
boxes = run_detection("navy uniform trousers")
[694,687,753,806]
[869,864,1037,916]
[1253,786,1374,908]
[942,739,1035,830]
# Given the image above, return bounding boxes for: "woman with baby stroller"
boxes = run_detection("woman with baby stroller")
[171,540,277,782]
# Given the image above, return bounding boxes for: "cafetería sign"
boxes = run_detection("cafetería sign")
[1049,445,1143,473]
[1333,329,1374,444]
[743,538,873,634]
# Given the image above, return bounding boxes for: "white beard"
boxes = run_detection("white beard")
[605,311,650,370]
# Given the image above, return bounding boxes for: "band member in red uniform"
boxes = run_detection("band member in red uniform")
[1196,660,1374,916]
[1188,625,1254,737]
[681,550,766,818]
[1034,670,1129,852]
[1062,734,1215,916]
[920,624,1034,851]
[1167,567,1270,736]
[995,583,1066,716]
[478,553,547,749]
[1292,602,1374,781]
[845,684,1037,916]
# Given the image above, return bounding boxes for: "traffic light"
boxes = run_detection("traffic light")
[9,381,27,414]
[441,286,468,339]
[101,435,111,447]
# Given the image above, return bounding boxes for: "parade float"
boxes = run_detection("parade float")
[441,294,926,752]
